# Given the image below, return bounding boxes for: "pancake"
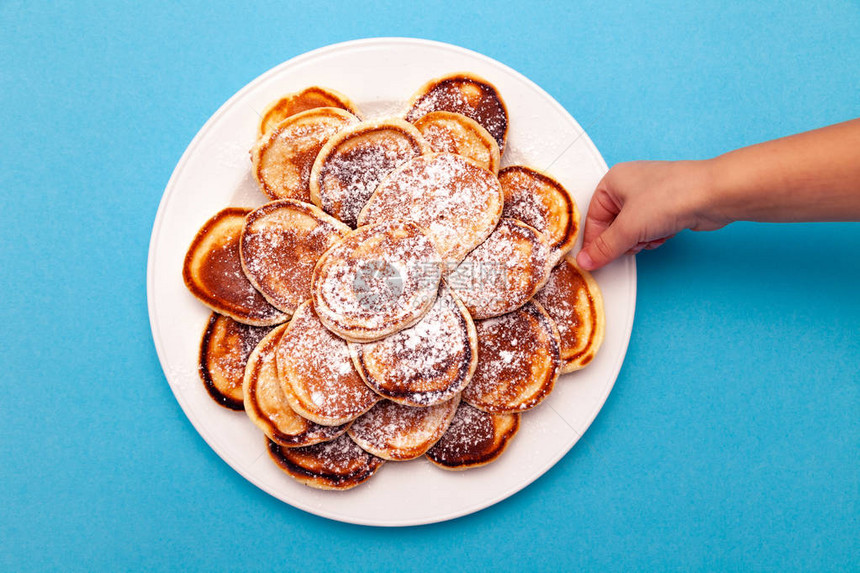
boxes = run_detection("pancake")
[347,397,460,461]
[311,220,442,342]
[240,199,350,314]
[404,73,509,152]
[532,256,606,373]
[198,312,272,410]
[425,403,519,471]
[357,153,504,263]
[413,111,500,174]
[183,208,288,326]
[309,119,431,227]
[267,434,385,490]
[243,323,349,446]
[498,166,580,266]
[275,301,379,426]
[251,107,359,202]
[462,301,560,413]
[348,285,477,407]
[258,87,359,136]
[446,218,551,320]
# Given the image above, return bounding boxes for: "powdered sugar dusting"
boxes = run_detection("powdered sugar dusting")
[425,403,496,463]
[358,153,503,262]
[249,329,347,445]
[302,434,371,472]
[351,286,474,406]
[203,315,271,401]
[534,262,580,343]
[270,433,381,476]
[462,303,558,412]
[447,218,550,319]
[348,399,458,459]
[190,211,287,323]
[276,302,378,422]
[242,202,348,313]
[533,260,596,364]
[499,167,577,262]
[414,112,498,172]
[498,350,515,364]
[504,187,548,232]
[313,220,442,339]
[405,76,508,151]
[317,124,426,227]
[253,109,358,201]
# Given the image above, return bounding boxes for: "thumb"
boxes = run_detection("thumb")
[576,212,638,270]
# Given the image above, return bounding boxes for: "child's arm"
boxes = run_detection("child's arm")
[576,118,860,271]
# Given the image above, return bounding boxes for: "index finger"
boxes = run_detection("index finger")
[581,183,621,248]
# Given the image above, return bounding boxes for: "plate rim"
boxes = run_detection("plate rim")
[147,36,637,527]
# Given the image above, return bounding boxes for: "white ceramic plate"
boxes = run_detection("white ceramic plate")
[147,38,636,526]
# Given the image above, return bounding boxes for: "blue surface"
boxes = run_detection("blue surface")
[1,1,857,571]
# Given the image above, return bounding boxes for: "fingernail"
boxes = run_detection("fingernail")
[577,250,594,270]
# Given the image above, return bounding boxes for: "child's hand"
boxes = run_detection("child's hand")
[576,160,727,270]
[575,118,860,271]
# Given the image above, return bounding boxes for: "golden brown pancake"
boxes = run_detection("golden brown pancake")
[498,166,580,266]
[183,208,288,326]
[311,220,442,342]
[462,301,560,413]
[198,312,272,410]
[349,286,477,407]
[275,301,379,426]
[243,324,349,446]
[446,218,551,320]
[267,434,385,490]
[347,397,460,461]
[532,256,605,373]
[251,107,359,202]
[357,153,504,263]
[404,73,509,152]
[425,403,519,470]
[258,87,359,136]
[309,119,431,227]
[240,199,350,314]
[413,111,500,174]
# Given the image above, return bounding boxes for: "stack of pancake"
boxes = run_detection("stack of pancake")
[183,75,606,490]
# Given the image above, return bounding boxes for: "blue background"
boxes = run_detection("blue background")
[1,1,857,571]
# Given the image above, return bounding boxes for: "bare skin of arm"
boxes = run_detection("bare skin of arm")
[576,118,860,271]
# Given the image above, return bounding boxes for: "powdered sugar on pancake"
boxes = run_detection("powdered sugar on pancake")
[533,258,603,370]
[504,189,547,231]
[357,153,503,263]
[312,220,442,341]
[499,166,579,266]
[200,313,272,407]
[349,286,477,406]
[267,433,385,489]
[275,301,378,425]
[429,403,494,457]
[425,403,519,468]
[241,200,350,314]
[534,262,581,345]
[462,302,559,413]
[184,209,288,326]
[245,325,348,446]
[348,398,459,460]
[278,433,372,472]
[404,75,508,152]
[447,218,551,319]
[312,120,428,227]
[413,111,500,173]
[251,108,358,202]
